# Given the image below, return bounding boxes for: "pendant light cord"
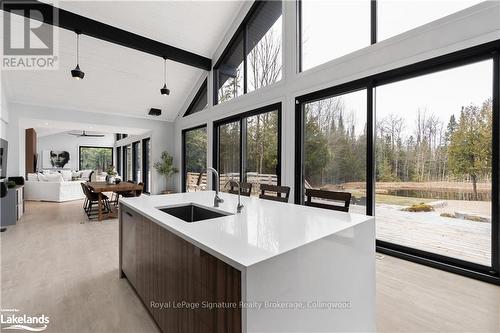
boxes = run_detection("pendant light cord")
[163,58,167,85]
[76,34,80,65]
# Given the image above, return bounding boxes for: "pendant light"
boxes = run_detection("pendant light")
[71,32,85,80]
[160,57,170,95]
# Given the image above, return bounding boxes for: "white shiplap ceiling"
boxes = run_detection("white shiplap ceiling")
[2,1,245,121]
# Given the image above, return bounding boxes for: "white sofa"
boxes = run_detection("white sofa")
[24,171,91,202]
[25,180,85,202]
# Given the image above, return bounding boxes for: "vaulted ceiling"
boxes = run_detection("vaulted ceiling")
[1,1,245,121]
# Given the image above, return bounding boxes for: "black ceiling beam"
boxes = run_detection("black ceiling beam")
[1,1,212,70]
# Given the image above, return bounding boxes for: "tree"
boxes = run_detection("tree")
[185,128,207,173]
[304,113,330,186]
[448,100,492,200]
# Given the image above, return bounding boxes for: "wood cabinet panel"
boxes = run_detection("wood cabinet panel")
[126,212,242,333]
[121,206,138,286]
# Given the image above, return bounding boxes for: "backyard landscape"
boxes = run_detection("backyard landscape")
[304,60,493,266]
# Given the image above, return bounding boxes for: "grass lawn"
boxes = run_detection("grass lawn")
[375,194,433,206]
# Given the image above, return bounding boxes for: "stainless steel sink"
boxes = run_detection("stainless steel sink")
[158,203,233,222]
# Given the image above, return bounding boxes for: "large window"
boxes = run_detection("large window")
[300,0,371,71]
[299,0,484,72]
[218,121,240,191]
[295,46,500,283]
[184,79,208,117]
[214,103,281,195]
[375,59,493,266]
[142,138,151,193]
[125,144,132,181]
[182,126,208,192]
[214,1,282,104]
[132,141,141,183]
[377,0,483,41]
[301,90,367,214]
[79,146,113,173]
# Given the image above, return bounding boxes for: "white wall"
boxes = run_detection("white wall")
[0,77,9,140]
[173,1,500,196]
[37,132,115,170]
[6,103,174,194]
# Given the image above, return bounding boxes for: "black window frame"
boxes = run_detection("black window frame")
[213,0,283,105]
[184,78,208,117]
[213,102,282,189]
[116,146,122,176]
[132,141,141,183]
[181,124,208,193]
[142,138,151,194]
[297,0,377,73]
[78,146,114,171]
[295,40,500,285]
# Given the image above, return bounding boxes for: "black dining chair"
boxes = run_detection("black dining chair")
[121,182,144,198]
[81,183,111,219]
[305,189,351,212]
[259,184,291,203]
[228,182,252,197]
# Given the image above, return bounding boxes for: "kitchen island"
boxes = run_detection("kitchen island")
[119,191,375,333]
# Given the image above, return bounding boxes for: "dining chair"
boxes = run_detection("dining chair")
[305,189,351,212]
[228,182,252,197]
[259,184,291,203]
[121,182,144,198]
[81,183,111,219]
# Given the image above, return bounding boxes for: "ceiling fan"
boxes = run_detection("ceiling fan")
[68,131,105,137]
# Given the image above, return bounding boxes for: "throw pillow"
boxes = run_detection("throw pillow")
[72,171,83,179]
[27,173,38,181]
[81,170,92,180]
[44,173,64,182]
[60,170,72,181]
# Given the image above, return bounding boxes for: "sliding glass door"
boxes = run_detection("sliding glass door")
[295,48,499,282]
[132,141,141,183]
[301,90,367,214]
[375,59,493,266]
[182,126,208,192]
[214,103,281,195]
[218,121,241,191]
[125,144,132,181]
[142,138,151,193]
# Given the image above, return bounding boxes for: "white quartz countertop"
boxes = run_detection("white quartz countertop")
[120,191,372,270]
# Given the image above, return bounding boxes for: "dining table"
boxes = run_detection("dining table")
[86,181,143,221]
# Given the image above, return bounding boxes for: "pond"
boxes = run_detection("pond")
[387,189,491,202]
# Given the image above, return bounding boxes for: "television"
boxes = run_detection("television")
[0,138,8,179]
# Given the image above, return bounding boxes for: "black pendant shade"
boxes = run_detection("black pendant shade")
[161,57,170,95]
[71,64,85,80]
[160,83,170,95]
[71,32,85,80]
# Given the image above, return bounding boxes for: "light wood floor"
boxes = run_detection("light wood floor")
[1,200,499,333]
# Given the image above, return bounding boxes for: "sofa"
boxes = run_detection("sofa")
[24,170,93,202]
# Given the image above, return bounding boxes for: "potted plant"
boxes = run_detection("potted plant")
[105,165,118,184]
[154,151,178,194]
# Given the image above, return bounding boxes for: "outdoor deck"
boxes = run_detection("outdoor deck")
[356,205,491,266]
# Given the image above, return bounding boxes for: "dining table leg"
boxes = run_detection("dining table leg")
[98,192,103,221]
